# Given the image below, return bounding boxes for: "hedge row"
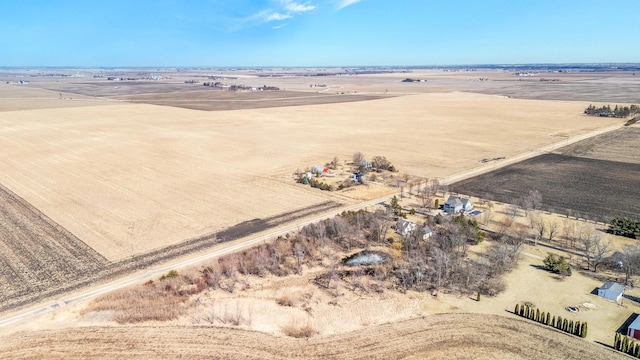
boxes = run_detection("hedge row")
[614,332,640,357]
[514,304,586,337]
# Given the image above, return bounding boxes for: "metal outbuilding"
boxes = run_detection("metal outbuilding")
[598,281,624,302]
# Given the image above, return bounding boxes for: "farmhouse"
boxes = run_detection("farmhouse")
[395,219,417,237]
[395,219,432,239]
[628,316,640,340]
[443,196,473,214]
[598,281,624,302]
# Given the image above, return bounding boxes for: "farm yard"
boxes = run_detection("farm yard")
[451,126,640,222]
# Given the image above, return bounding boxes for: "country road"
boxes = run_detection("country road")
[0,120,624,329]
[0,194,396,329]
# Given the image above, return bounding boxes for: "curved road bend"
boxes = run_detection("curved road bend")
[0,121,624,329]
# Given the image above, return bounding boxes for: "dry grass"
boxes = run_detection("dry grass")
[85,280,191,323]
[281,318,316,338]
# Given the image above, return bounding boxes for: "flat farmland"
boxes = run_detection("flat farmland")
[115,89,386,111]
[0,183,109,311]
[451,127,640,222]
[0,314,624,360]
[0,93,619,262]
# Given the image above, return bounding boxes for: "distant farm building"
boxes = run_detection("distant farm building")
[628,316,640,340]
[443,196,474,214]
[598,281,624,302]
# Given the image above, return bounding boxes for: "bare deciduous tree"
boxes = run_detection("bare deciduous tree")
[506,204,520,221]
[352,151,365,167]
[622,245,640,285]
[480,209,494,226]
[547,219,559,243]
[561,219,575,248]
[578,224,596,271]
[592,234,611,273]
[532,217,546,246]
[293,242,305,274]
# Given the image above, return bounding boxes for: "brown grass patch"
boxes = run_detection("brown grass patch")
[85,280,190,323]
[281,319,316,338]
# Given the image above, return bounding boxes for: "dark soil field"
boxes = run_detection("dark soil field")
[451,153,640,222]
[452,126,640,222]
[0,183,110,311]
[115,90,386,111]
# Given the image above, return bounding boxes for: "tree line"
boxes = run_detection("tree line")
[514,303,586,338]
[609,217,640,239]
[584,104,640,118]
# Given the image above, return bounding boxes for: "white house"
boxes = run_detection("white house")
[598,281,624,302]
[395,219,417,237]
[396,219,432,240]
[443,196,474,214]
[422,226,432,239]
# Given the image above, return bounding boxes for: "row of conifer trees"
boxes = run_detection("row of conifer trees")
[614,332,640,357]
[514,304,587,337]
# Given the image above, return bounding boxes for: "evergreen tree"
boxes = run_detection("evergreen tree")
[515,304,520,316]
[552,316,556,328]
[615,333,621,350]
[574,321,581,336]
[536,308,540,322]
[582,322,587,338]
[545,312,551,326]
[563,319,568,332]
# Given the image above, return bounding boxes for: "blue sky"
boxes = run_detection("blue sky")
[0,0,638,66]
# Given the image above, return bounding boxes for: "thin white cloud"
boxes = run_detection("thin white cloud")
[238,0,316,30]
[267,12,292,21]
[337,0,363,10]
[282,0,316,12]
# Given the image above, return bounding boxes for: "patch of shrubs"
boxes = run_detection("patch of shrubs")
[160,269,180,280]
[297,176,334,191]
[614,332,640,357]
[514,303,586,338]
[543,253,572,276]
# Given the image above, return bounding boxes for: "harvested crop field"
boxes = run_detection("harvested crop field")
[0,183,109,310]
[0,199,342,313]
[451,150,640,223]
[0,314,624,360]
[116,90,386,111]
[556,126,640,164]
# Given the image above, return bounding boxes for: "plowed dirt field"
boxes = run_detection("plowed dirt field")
[0,314,624,360]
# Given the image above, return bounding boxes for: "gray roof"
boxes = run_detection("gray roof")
[601,281,624,294]
[445,196,463,207]
[396,219,416,234]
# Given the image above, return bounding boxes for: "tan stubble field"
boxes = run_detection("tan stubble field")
[0,91,618,260]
